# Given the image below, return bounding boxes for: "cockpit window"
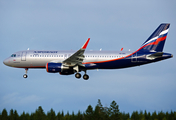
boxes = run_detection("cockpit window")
[11,54,16,57]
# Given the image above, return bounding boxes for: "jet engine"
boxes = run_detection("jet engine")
[46,63,63,73]
[46,63,74,75]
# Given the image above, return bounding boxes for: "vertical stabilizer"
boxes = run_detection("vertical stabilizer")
[138,23,170,52]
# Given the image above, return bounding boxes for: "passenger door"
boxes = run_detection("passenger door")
[21,52,27,61]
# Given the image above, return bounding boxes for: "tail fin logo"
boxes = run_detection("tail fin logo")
[142,29,169,47]
[138,23,170,52]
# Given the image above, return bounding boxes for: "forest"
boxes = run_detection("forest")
[0,99,176,120]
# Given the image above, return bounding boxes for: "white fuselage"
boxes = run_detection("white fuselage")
[4,50,132,68]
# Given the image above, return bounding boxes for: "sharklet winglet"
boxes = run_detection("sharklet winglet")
[82,38,90,49]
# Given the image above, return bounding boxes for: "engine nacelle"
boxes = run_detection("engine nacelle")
[46,63,74,74]
[46,63,63,73]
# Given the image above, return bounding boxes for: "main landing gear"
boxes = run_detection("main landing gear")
[75,73,81,79]
[75,71,89,80]
[23,68,28,78]
[83,74,89,80]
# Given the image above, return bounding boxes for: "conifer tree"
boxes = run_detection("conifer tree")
[9,109,14,120]
[109,100,120,120]
[56,111,62,120]
[71,111,76,120]
[96,99,107,119]
[14,110,19,120]
[35,106,46,120]
[77,110,83,120]
[94,105,101,120]
[131,111,139,120]
[20,111,27,120]
[85,105,94,120]
[151,111,157,120]
[47,108,56,120]
[1,109,8,120]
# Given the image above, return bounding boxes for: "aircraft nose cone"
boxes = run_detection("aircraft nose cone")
[3,59,9,66]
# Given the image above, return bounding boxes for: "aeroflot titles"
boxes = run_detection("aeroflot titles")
[34,51,58,53]
[33,51,126,54]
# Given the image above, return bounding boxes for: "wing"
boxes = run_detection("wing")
[62,38,90,67]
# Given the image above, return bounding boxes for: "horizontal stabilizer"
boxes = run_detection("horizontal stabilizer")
[146,52,163,60]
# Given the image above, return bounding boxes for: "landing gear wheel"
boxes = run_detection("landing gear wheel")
[83,74,89,80]
[23,74,28,78]
[75,73,81,79]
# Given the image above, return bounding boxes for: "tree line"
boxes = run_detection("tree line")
[0,99,176,120]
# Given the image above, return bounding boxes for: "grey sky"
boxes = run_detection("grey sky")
[0,0,176,114]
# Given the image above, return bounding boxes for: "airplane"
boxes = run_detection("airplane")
[3,23,173,80]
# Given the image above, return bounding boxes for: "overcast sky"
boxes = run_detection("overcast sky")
[0,0,176,115]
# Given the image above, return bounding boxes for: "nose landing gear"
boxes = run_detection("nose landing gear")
[23,68,28,78]
[23,74,28,78]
